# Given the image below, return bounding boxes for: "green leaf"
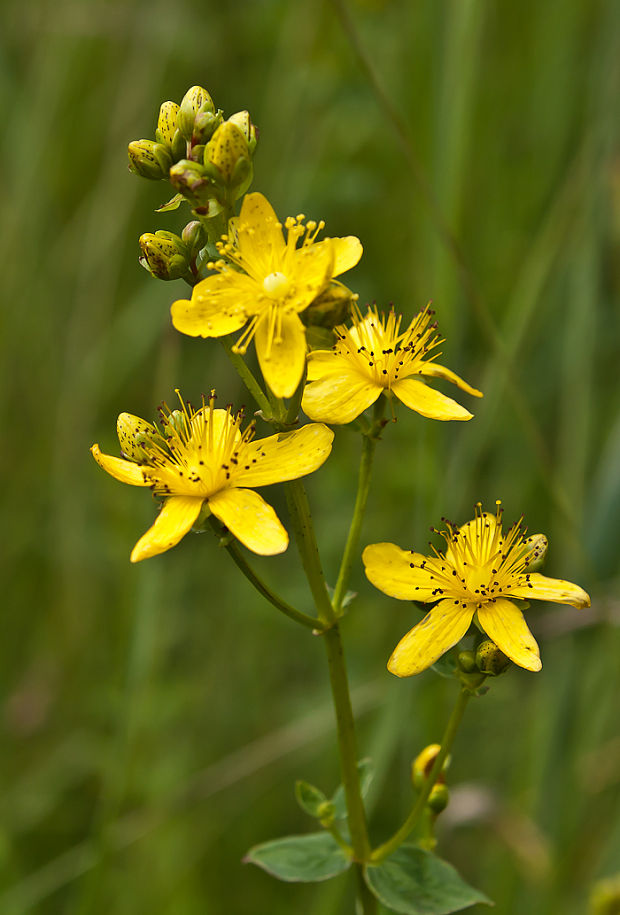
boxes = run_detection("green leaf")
[331,757,374,819]
[295,780,328,818]
[155,192,185,212]
[245,832,351,883]
[364,845,493,914]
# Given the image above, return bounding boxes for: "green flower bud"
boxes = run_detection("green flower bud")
[127,140,173,180]
[427,783,450,814]
[523,533,548,572]
[203,122,252,192]
[457,649,477,673]
[181,220,208,257]
[117,413,161,460]
[227,110,258,154]
[138,230,191,281]
[589,875,620,915]
[193,106,224,145]
[178,86,215,142]
[169,159,217,209]
[302,283,356,329]
[475,639,511,676]
[155,101,185,161]
[317,800,336,828]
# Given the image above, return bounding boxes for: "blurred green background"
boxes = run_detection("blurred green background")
[2,0,619,912]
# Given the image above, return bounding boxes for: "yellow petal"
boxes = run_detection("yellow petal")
[306,350,343,381]
[302,372,381,424]
[387,599,474,677]
[288,239,335,311]
[91,444,150,486]
[477,598,542,671]
[235,423,334,487]
[418,362,483,398]
[330,236,363,276]
[506,573,591,608]
[392,378,473,421]
[208,487,288,555]
[254,310,307,398]
[236,193,286,275]
[171,272,255,338]
[130,495,203,562]
[362,542,439,600]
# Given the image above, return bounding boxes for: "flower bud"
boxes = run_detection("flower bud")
[412,743,443,790]
[227,110,258,154]
[193,106,223,145]
[138,231,191,281]
[181,220,208,257]
[427,783,450,814]
[523,533,548,572]
[169,159,217,209]
[117,413,160,460]
[127,140,173,180]
[203,122,252,197]
[155,101,186,161]
[178,86,215,142]
[475,640,511,676]
[302,283,355,329]
[457,649,477,673]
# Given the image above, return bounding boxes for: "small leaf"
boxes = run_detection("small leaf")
[295,780,328,818]
[245,832,351,883]
[332,758,374,819]
[156,193,185,212]
[364,845,492,914]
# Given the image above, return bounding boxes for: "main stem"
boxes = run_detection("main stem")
[370,686,471,862]
[285,480,374,913]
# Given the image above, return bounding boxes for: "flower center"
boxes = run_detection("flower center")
[263,271,290,298]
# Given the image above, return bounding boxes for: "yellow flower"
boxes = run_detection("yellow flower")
[171,193,363,399]
[91,392,334,562]
[363,502,590,676]
[302,305,482,424]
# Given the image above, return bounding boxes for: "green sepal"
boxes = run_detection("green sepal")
[295,780,328,818]
[156,193,185,213]
[331,758,373,820]
[364,845,493,914]
[430,651,459,680]
[244,832,351,883]
[306,325,335,350]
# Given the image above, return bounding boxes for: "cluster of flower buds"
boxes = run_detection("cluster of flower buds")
[128,85,257,213]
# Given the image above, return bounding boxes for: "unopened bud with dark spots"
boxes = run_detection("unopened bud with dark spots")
[203,122,253,198]
[127,139,173,180]
[178,86,215,142]
[523,533,548,572]
[301,283,356,329]
[227,110,258,154]
[475,640,511,676]
[155,101,186,161]
[139,230,192,282]
[117,413,161,461]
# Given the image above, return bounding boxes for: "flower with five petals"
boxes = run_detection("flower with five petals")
[171,193,362,398]
[91,392,334,561]
[302,305,482,424]
[363,502,590,676]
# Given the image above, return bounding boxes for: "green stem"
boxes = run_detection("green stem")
[208,517,321,631]
[370,687,471,863]
[332,402,384,613]
[219,337,272,417]
[284,479,335,626]
[323,625,372,863]
[354,863,378,915]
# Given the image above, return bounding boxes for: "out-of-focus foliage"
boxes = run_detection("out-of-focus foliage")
[1,0,619,912]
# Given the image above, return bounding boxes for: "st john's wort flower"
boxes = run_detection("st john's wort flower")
[363,502,590,676]
[91,392,334,562]
[170,193,362,399]
[301,305,482,424]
